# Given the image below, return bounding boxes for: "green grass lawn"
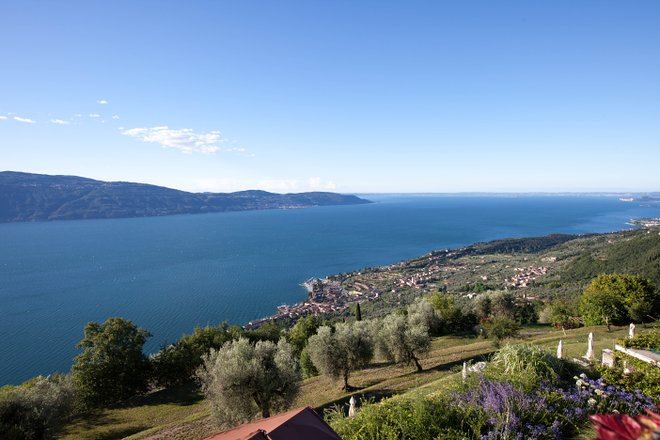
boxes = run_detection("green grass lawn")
[57,323,656,440]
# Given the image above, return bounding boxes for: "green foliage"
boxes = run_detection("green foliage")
[72,317,152,408]
[378,313,430,372]
[580,274,659,326]
[560,232,660,288]
[539,299,580,328]
[243,320,287,343]
[514,301,540,325]
[470,234,577,255]
[406,298,441,336]
[0,375,76,440]
[286,315,322,355]
[490,291,517,320]
[299,347,319,379]
[428,293,477,333]
[307,321,374,390]
[622,328,660,350]
[482,317,519,347]
[327,394,463,440]
[489,344,566,389]
[198,337,300,427]
[459,282,494,293]
[151,323,235,388]
[595,356,660,403]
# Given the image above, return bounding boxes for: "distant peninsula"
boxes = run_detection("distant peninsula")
[0,171,371,222]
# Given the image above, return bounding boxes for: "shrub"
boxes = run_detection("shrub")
[489,344,566,388]
[483,317,519,347]
[0,375,76,440]
[452,380,560,439]
[541,374,655,430]
[596,357,660,403]
[327,393,463,440]
[151,324,235,388]
[622,328,660,350]
[328,372,655,440]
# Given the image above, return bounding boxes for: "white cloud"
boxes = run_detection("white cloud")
[50,119,70,125]
[14,116,35,124]
[89,113,100,118]
[97,99,108,105]
[74,114,82,118]
[111,115,120,120]
[121,126,225,154]
[0,115,7,120]
[307,177,337,191]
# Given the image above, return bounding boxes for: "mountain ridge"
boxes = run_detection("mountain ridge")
[0,171,371,222]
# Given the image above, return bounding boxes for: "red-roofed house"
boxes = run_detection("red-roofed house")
[202,406,341,440]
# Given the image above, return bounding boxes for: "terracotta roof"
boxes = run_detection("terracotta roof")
[202,406,341,440]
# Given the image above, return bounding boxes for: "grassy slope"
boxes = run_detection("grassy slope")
[58,324,651,440]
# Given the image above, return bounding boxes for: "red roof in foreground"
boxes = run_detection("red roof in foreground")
[202,406,341,440]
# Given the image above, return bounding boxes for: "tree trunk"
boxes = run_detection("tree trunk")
[605,316,611,332]
[262,405,270,419]
[412,354,423,372]
[342,370,350,391]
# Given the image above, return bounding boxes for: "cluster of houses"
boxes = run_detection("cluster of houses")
[505,265,548,288]
[244,277,380,330]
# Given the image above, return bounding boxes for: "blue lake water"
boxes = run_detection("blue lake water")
[1,195,660,385]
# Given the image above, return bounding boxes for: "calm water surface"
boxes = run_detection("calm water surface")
[1,195,660,384]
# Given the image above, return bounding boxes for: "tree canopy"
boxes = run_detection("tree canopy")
[378,311,430,372]
[580,274,659,328]
[71,317,152,407]
[307,321,374,390]
[198,337,299,427]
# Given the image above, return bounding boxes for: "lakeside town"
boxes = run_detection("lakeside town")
[244,277,382,329]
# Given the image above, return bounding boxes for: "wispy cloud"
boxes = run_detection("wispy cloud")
[97,99,108,105]
[14,116,36,124]
[256,177,337,193]
[50,119,70,125]
[121,126,225,154]
[307,177,337,191]
[89,113,100,118]
[111,115,120,120]
[0,115,7,120]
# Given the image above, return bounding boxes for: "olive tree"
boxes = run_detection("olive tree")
[307,321,374,390]
[0,375,76,440]
[378,307,431,372]
[72,317,151,407]
[407,298,442,335]
[197,337,299,427]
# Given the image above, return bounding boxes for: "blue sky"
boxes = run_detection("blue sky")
[1,1,659,193]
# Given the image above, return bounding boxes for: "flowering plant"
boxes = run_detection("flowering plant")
[590,409,660,440]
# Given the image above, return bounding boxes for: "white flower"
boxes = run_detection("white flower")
[588,398,597,406]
